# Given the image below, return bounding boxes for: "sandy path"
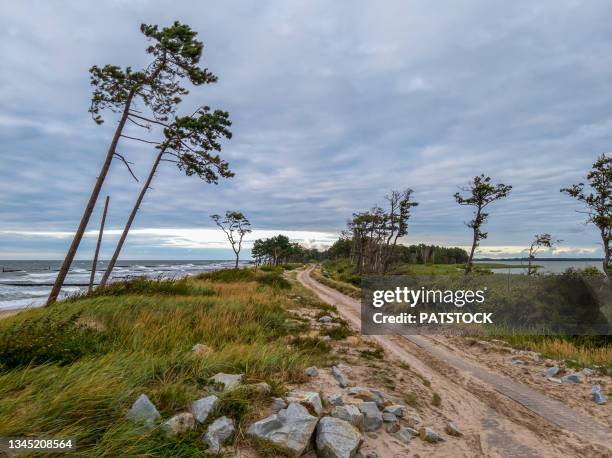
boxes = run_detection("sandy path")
[298,267,611,456]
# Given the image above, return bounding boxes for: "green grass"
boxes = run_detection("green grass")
[0,272,328,456]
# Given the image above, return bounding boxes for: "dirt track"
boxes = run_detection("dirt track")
[297,266,612,457]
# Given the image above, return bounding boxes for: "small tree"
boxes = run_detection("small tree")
[48,22,217,304]
[454,175,512,273]
[561,154,612,277]
[211,211,252,268]
[527,234,560,275]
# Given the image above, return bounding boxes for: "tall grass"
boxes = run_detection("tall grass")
[0,273,326,455]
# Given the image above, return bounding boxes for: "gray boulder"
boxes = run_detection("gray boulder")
[582,368,595,376]
[397,427,418,444]
[382,412,397,423]
[319,316,333,323]
[162,412,195,436]
[271,397,288,412]
[286,390,323,416]
[210,372,243,391]
[561,373,582,384]
[543,366,559,378]
[592,385,608,405]
[328,393,344,406]
[316,416,363,458]
[252,382,272,395]
[127,394,160,428]
[445,421,463,437]
[358,402,382,432]
[192,395,219,424]
[247,403,318,456]
[419,427,445,443]
[331,366,349,388]
[383,405,406,418]
[203,416,235,454]
[305,366,319,377]
[332,405,364,428]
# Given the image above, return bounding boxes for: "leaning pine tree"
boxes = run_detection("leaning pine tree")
[47,22,218,305]
[454,174,512,274]
[99,108,233,286]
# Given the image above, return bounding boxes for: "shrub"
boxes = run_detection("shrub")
[256,272,291,290]
[0,311,105,369]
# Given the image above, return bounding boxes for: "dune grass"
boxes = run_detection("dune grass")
[0,271,327,456]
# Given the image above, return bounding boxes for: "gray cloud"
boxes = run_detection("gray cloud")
[0,0,610,258]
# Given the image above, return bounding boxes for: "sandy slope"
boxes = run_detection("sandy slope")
[297,266,611,457]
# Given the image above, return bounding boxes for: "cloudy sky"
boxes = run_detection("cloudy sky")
[0,0,610,260]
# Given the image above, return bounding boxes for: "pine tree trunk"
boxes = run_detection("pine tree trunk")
[88,195,110,293]
[99,150,163,287]
[47,92,135,305]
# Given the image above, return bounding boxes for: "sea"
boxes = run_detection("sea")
[474,259,604,274]
[0,260,242,311]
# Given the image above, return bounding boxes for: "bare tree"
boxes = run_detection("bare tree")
[562,154,612,277]
[211,212,252,268]
[47,22,217,305]
[454,175,512,273]
[527,233,560,275]
[99,109,233,287]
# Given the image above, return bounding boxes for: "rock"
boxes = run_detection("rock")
[332,405,364,428]
[383,405,406,418]
[511,358,526,365]
[592,385,608,405]
[162,412,195,436]
[358,402,383,432]
[271,397,288,412]
[369,390,388,408]
[322,335,332,342]
[419,427,445,443]
[286,390,324,416]
[331,366,349,388]
[385,421,400,433]
[338,363,353,374]
[247,403,318,456]
[445,421,463,437]
[192,343,212,356]
[210,373,243,391]
[347,387,381,406]
[253,382,272,395]
[561,373,582,384]
[203,416,235,454]
[305,366,319,377]
[403,415,422,428]
[319,316,333,323]
[192,395,219,424]
[582,368,595,376]
[397,427,418,444]
[543,366,559,378]
[127,394,161,428]
[547,377,563,384]
[316,416,363,458]
[328,393,344,406]
[382,412,397,423]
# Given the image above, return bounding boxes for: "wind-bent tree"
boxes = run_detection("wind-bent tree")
[211,211,251,269]
[526,233,560,276]
[99,109,233,286]
[454,175,512,273]
[562,154,612,277]
[48,22,217,304]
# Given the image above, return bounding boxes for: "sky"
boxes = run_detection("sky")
[0,0,611,260]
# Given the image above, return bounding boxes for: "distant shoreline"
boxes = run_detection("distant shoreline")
[474,258,603,262]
